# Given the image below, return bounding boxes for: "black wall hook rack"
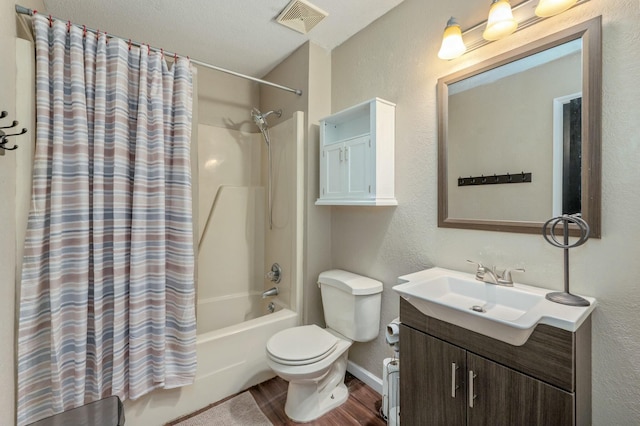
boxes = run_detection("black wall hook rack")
[0,111,27,151]
[458,171,532,187]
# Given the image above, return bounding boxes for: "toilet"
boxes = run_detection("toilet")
[266,269,383,422]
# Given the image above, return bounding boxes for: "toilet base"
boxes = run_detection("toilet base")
[284,382,348,423]
[282,351,349,422]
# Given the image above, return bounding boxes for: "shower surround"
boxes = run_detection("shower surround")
[123,112,304,425]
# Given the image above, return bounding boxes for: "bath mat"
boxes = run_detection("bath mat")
[166,391,272,426]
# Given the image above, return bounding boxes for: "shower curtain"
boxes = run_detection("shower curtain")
[17,15,196,425]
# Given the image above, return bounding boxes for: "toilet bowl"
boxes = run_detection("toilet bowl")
[267,325,352,422]
[265,270,383,422]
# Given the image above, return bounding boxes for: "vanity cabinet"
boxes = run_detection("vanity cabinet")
[316,98,397,206]
[399,298,591,425]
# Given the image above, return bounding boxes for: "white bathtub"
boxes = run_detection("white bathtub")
[197,292,274,333]
[123,303,298,426]
[194,305,297,400]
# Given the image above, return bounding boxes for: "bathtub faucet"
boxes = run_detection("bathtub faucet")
[262,287,279,299]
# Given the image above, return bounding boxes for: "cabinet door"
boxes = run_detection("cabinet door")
[344,135,371,197]
[400,325,466,425]
[467,353,574,426]
[322,143,344,198]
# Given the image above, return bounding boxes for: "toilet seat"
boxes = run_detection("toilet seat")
[267,325,338,366]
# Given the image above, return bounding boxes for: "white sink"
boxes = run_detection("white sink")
[393,267,596,346]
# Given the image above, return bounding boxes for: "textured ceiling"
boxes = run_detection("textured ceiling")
[42,0,405,78]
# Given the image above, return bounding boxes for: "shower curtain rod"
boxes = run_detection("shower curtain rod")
[15,4,303,96]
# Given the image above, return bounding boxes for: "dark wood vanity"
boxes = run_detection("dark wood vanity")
[399,298,592,425]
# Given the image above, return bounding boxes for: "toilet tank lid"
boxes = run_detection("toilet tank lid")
[318,269,383,295]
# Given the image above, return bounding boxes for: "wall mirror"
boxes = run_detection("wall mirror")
[437,16,601,237]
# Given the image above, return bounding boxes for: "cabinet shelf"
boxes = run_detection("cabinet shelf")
[314,198,398,206]
[316,98,397,206]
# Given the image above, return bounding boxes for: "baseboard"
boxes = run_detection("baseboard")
[347,360,383,395]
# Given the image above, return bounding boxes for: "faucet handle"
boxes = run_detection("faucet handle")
[466,259,483,268]
[497,267,525,286]
[266,263,282,283]
[466,260,487,281]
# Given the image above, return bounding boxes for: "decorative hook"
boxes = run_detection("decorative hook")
[0,120,18,129]
[458,171,532,187]
[0,111,28,152]
[2,128,27,138]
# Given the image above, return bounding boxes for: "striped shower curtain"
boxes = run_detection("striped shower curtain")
[17,15,196,425]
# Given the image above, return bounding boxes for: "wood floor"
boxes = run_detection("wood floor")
[249,373,386,425]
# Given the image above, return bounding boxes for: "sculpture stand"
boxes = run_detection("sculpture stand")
[542,214,591,307]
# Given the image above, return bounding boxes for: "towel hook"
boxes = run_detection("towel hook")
[0,110,28,151]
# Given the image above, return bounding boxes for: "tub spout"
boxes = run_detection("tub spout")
[262,287,279,299]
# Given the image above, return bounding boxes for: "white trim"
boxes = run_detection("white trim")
[449,40,581,95]
[347,360,383,395]
[552,92,582,216]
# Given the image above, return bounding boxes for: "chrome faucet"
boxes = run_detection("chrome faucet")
[498,267,526,286]
[466,260,524,287]
[262,287,279,298]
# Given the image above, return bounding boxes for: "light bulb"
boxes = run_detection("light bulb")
[483,0,518,41]
[438,17,467,60]
[535,0,578,17]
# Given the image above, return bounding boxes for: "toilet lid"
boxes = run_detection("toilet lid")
[267,325,338,364]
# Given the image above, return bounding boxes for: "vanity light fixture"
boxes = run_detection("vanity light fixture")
[482,0,518,41]
[437,17,467,60]
[438,0,589,60]
[535,0,578,17]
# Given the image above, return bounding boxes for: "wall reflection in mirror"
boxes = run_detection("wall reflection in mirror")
[447,39,581,222]
[437,17,601,237]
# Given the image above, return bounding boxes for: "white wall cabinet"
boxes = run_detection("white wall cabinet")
[316,98,397,206]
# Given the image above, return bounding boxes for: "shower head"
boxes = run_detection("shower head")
[251,107,282,132]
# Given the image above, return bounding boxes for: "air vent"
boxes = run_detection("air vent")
[276,0,328,34]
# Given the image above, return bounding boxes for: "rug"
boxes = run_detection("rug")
[167,391,273,426]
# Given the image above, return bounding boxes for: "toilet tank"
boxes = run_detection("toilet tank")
[318,270,383,342]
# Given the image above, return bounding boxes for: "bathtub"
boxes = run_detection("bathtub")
[123,299,298,425]
[197,292,274,333]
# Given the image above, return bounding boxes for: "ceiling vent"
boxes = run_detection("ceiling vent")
[276,0,329,34]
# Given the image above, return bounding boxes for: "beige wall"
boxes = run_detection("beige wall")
[331,0,640,423]
[1,2,45,425]
[0,10,18,423]
[448,52,581,221]
[196,63,259,131]
[260,42,332,326]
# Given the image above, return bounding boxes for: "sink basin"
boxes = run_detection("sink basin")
[393,267,596,346]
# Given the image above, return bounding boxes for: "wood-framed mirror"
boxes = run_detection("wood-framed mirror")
[437,16,601,237]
